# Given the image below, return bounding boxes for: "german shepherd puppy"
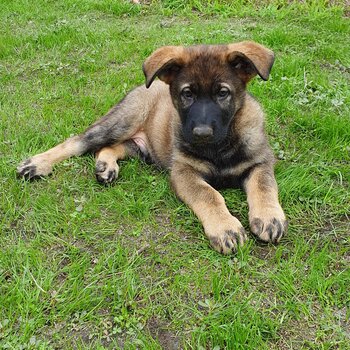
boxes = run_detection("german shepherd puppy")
[17,41,287,254]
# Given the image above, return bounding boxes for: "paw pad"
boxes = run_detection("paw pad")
[95,161,118,185]
[17,159,39,180]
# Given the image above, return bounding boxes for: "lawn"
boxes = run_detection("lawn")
[1,0,349,349]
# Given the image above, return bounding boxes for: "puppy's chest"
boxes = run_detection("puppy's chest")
[204,165,251,190]
[193,144,254,189]
[191,141,251,167]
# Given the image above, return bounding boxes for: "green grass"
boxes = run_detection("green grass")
[1,0,350,349]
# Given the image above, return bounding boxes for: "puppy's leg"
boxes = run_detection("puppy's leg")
[17,86,150,180]
[171,162,247,255]
[17,135,87,179]
[95,140,139,184]
[243,164,287,243]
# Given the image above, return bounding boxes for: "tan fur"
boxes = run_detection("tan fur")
[244,166,286,243]
[95,143,129,181]
[227,41,275,80]
[143,46,187,87]
[170,162,248,254]
[21,135,85,176]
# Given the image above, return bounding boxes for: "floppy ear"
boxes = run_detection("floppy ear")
[227,41,275,82]
[142,46,186,88]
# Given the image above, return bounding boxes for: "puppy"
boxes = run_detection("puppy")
[17,41,287,254]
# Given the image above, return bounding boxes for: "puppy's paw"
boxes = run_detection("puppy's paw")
[207,217,248,254]
[250,215,287,244]
[17,157,52,180]
[95,160,119,185]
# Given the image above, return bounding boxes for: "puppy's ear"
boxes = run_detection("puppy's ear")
[142,46,186,88]
[227,41,275,83]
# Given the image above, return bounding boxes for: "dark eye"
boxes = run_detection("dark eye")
[181,87,194,100]
[217,87,230,99]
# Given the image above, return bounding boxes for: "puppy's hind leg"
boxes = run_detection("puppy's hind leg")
[17,122,136,181]
[17,135,88,180]
[17,85,152,180]
[95,140,139,185]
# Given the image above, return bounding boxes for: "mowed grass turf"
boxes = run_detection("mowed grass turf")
[1,1,349,349]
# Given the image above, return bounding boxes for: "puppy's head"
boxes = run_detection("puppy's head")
[143,41,274,145]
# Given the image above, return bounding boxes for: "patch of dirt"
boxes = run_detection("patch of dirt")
[334,306,350,338]
[252,242,276,260]
[146,316,182,350]
[269,298,350,350]
[320,61,350,75]
[271,318,318,350]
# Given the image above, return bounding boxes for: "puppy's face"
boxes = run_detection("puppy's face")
[169,48,246,145]
[143,42,275,146]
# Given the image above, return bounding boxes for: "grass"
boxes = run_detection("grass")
[1,0,349,349]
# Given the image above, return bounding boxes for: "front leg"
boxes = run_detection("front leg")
[171,162,247,254]
[243,164,287,243]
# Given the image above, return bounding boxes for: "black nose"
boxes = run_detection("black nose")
[192,125,213,139]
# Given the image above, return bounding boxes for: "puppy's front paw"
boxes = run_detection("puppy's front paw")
[206,217,248,254]
[250,215,287,244]
[95,160,119,185]
[17,157,52,180]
